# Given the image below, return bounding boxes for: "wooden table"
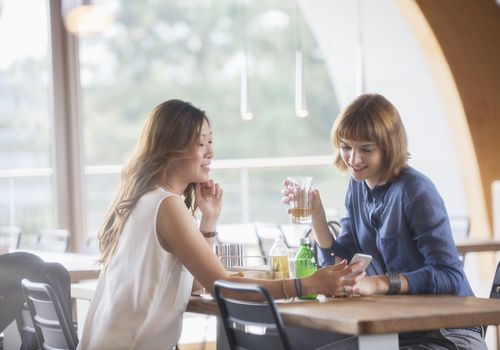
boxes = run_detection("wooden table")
[16,249,101,282]
[187,294,500,350]
[71,281,500,350]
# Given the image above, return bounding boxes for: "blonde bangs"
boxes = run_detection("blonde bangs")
[331,93,409,182]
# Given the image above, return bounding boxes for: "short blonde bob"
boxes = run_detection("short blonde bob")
[331,93,409,184]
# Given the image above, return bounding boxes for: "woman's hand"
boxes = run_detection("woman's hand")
[302,260,366,297]
[195,179,223,221]
[352,276,383,296]
[280,180,325,219]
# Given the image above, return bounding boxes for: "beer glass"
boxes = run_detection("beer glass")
[287,176,313,224]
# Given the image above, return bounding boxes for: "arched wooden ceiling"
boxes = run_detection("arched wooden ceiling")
[398,0,500,237]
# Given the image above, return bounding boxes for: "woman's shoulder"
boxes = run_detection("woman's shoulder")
[137,187,181,209]
[392,167,437,196]
[143,186,179,199]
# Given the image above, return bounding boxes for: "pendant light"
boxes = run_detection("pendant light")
[239,0,253,121]
[294,0,308,118]
[356,0,366,95]
[62,0,115,37]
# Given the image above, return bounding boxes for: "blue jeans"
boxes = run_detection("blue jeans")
[399,328,487,350]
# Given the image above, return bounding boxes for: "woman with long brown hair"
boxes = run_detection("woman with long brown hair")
[78,99,364,350]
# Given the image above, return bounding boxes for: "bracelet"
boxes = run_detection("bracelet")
[294,278,303,298]
[385,272,401,295]
[282,279,290,299]
[200,230,218,238]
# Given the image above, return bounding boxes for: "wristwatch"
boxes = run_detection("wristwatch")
[385,272,401,295]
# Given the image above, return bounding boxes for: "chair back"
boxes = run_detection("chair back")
[0,225,21,250]
[305,220,340,266]
[21,278,78,350]
[214,279,291,350]
[490,261,500,299]
[35,229,70,252]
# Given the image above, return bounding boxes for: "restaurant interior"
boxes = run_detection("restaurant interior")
[1,0,500,349]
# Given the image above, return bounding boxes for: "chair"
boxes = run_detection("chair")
[214,279,291,350]
[306,220,341,266]
[0,225,22,250]
[83,235,100,254]
[21,278,79,350]
[35,229,70,252]
[490,261,500,349]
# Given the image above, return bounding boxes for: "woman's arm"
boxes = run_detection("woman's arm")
[315,183,358,266]
[158,195,364,299]
[402,185,467,295]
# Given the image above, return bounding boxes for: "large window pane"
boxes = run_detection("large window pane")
[0,0,54,244]
[79,0,345,232]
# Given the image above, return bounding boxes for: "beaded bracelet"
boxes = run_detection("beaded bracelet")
[282,279,290,299]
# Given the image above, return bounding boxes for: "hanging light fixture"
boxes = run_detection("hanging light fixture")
[62,0,115,37]
[295,50,308,118]
[240,52,253,121]
[356,0,366,95]
[294,0,308,118]
[239,0,253,121]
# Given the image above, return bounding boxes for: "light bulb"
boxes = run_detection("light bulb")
[64,4,114,36]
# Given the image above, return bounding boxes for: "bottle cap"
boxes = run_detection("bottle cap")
[300,237,311,245]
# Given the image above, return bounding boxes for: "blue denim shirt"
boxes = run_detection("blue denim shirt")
[318,167,473,296]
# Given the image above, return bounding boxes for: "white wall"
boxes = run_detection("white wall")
[300,0,467,218]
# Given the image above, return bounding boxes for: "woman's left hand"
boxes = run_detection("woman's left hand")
[195,179,223,220]
[350,276,380,296]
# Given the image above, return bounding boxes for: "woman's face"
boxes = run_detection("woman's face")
[168,119,213,186]
[339,139,383,189]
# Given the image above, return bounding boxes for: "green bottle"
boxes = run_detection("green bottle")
[294,237,318,299]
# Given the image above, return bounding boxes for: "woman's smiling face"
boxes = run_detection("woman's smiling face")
[339,139,384,189]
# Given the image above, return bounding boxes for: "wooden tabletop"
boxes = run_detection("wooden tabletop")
[16,249,101,282]
[187,294,500,336]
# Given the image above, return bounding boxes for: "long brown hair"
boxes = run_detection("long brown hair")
[98,99,208,267]
[331,93,409,183]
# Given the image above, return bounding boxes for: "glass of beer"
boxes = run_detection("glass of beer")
[287,176,313,224]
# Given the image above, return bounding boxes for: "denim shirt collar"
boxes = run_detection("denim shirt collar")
[362,180,391,204]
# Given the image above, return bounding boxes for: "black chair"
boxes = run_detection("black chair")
[35,229,70,252]
[490,261,500,349]
[21,278,79,350]
[306,220,341,266]
[214,279,291,350]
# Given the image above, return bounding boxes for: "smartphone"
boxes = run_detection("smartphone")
[346,253,372,277]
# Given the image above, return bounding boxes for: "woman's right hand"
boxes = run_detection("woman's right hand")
[301,260,366,297]
[280,180,325,219]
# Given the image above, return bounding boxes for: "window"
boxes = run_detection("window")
[0,0,348,247]
[0,0,54,243]
[80,0,346,232]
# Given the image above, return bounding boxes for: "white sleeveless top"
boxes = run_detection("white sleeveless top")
[78,187,193,350]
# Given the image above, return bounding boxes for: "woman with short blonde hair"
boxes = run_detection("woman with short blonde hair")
[283,93,487,349]
[331,93,408,183]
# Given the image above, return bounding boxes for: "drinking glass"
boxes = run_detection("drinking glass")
[287,176,314,224]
